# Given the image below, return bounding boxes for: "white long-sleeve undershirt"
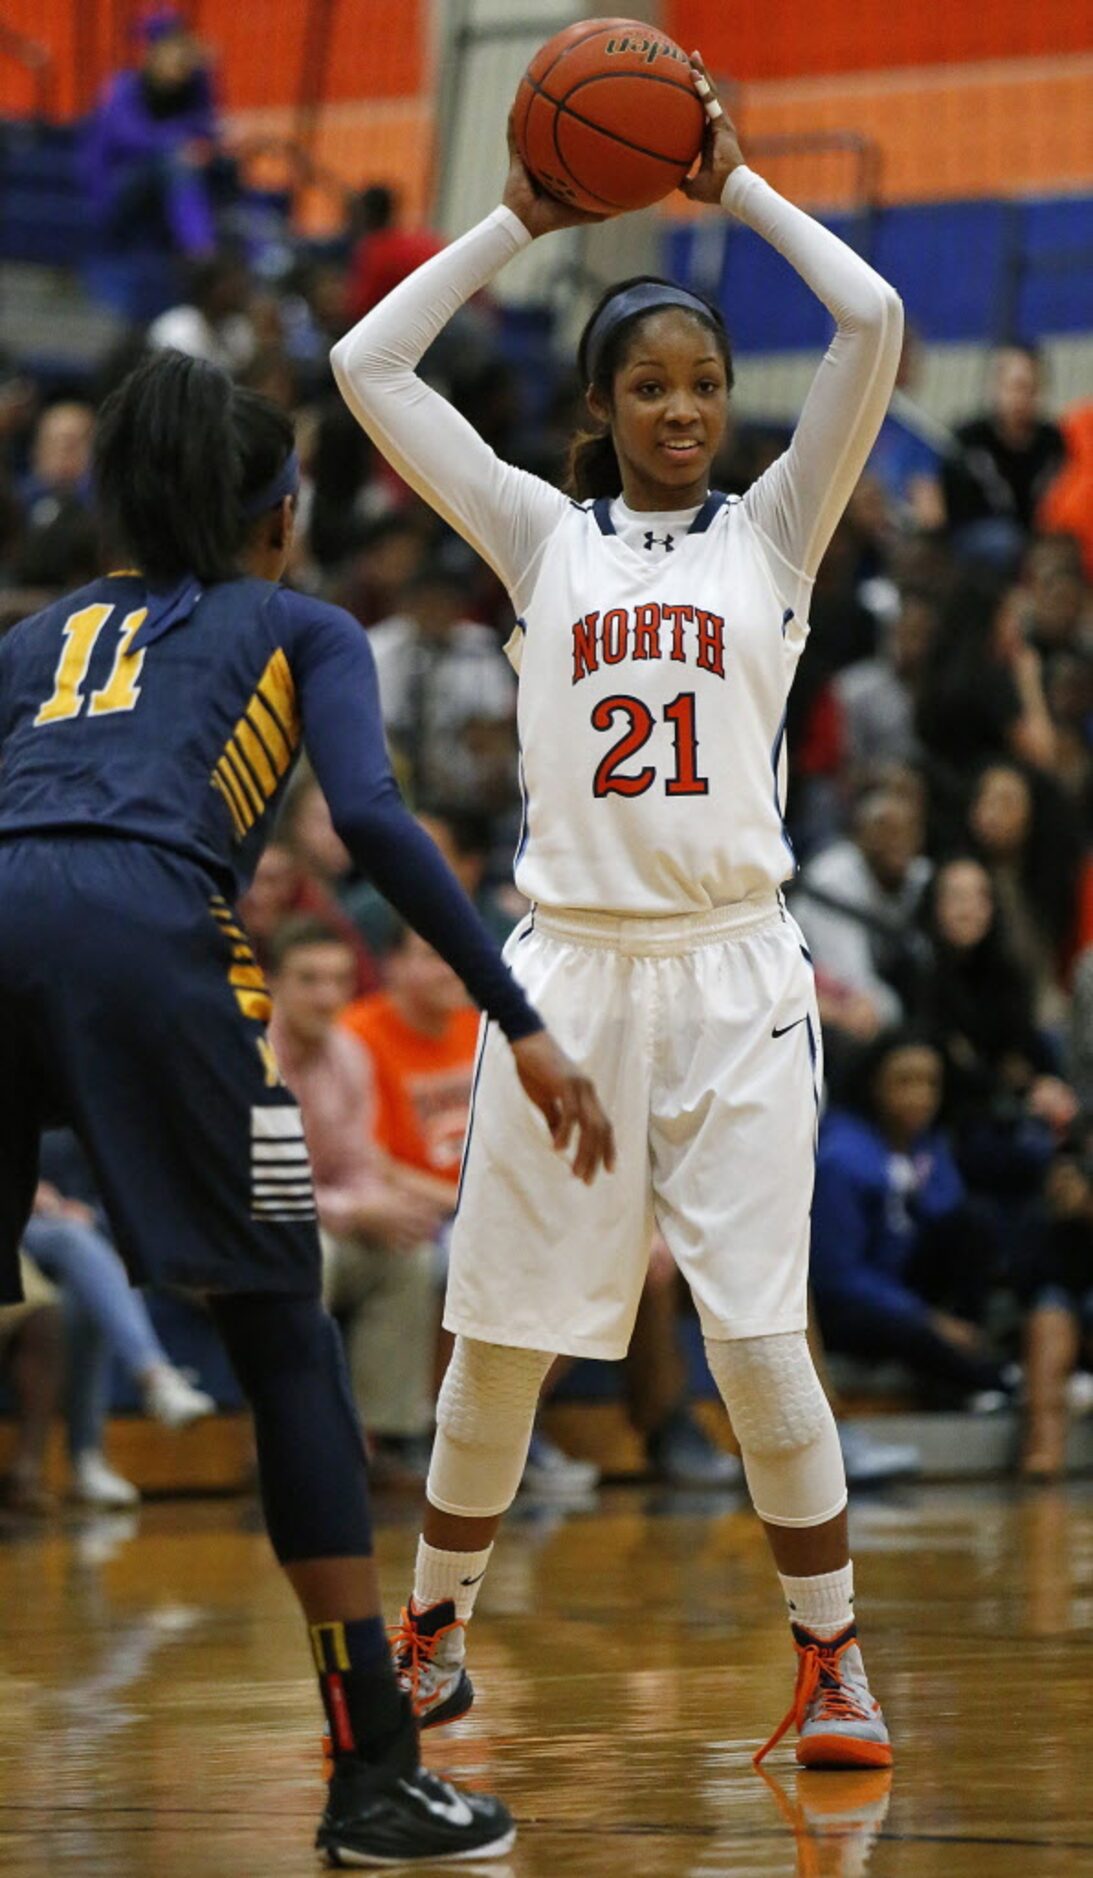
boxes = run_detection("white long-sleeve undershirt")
[331,168,903,619]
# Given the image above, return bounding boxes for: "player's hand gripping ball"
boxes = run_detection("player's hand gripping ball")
[513,17,705,214]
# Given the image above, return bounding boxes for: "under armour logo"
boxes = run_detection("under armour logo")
[644,531,675,552]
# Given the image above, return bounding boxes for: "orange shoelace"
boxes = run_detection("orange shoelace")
[388,1605,462,1718]
[753,1635,867,1767]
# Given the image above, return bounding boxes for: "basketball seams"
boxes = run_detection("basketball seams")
[560,66,699,102]
[555,70,702,165]
[528,19,629,89]
[543,87,618,212]
[516,20,703,214]
[525,71,699,173]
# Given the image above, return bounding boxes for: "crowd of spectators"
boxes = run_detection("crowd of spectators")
[2,6,1092,1507]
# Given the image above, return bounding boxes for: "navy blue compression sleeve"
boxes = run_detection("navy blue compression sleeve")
[280,590,542,1042]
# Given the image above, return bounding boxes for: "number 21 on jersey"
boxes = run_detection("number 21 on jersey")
[34,602,148,726]
[592,691,709,798]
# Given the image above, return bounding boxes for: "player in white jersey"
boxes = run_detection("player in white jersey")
[332,56,903,1773]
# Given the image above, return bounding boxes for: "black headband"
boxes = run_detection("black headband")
[583,283,721,384]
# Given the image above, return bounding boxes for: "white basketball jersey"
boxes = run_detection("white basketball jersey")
[507,493,809,916]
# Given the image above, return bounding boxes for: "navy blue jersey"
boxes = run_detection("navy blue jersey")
[0,573,378,892]
[0,573,538,1040]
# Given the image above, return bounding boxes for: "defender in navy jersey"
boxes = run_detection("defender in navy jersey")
[0,350,612,1868]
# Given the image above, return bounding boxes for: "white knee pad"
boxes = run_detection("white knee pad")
[426,1337,554,1519]
[704,1332,847,1528]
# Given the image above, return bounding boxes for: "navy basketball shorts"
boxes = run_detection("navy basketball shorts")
[0,837,319,1304]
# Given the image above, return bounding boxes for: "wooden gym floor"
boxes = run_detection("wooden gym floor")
[1,1480,1090,1876]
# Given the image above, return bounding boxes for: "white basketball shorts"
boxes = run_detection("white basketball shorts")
[445,893,822,1360]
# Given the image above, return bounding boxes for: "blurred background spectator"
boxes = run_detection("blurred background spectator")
[18,400,94,527]
[811,1030,1016,1405]
[943,346,1066,572]
[82,8,230,320]
[24,1137,215,1509]
[146,251,259,369]
[793,784,932,1061]
[268,919,443,1485]
[368,560,518,815]
[1039,403,1093,580]
[1015,1131,1093,1479]
[0,1275,63,1513]
[867,326,948,534]
[347,184,444,323]
[341,923,479,1200]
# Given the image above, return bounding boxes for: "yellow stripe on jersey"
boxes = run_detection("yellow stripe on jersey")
[209,900,249,944]
[257,648,300,750]
[237,987,273,1022]
[209,650,300,844]
[211,771,247,839]
[229,963,267,991]
[222,741,264,817]
[247,691,293,770]
[235,717,278,795]
[213,758,252,834]
[209,899,272,1023]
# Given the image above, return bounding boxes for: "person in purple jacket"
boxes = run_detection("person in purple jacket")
[82,7,220,264]
[811,1028,1013,1401]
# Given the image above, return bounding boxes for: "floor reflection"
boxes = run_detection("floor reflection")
[0,1483,1089,1876]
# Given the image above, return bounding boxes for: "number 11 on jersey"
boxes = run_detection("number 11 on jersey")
[34,602,148,726]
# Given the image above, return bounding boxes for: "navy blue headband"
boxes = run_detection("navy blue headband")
[583,284,720,384]
[242,449,300,519]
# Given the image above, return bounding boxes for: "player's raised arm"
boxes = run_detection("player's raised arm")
[329,126,601,607]
[683,57,903,587]
[282,592,615,1184]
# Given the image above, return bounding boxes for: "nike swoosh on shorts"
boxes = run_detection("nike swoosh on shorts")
[771,1016,807,1038]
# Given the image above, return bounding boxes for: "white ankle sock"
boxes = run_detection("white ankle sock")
[778,1561,855,1639]
[413,1537,493,1624]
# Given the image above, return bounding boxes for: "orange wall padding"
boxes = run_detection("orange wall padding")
[190,0,424,110]
[732,62,1093,209]
[666,0,1093,80]
[1,0,101,117]
[0,0,425,118]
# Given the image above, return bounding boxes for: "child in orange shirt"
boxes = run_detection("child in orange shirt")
[341,923,479,1203]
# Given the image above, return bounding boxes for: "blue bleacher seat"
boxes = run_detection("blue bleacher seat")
[665,195,1093,352]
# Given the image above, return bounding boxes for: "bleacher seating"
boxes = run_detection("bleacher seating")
[0,115,300,339]
[0,118,88,268]
[665,195,1093,351]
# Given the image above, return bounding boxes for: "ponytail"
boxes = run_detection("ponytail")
[93,350,296,583]
[565,427,623,502]
[94,350,243,582]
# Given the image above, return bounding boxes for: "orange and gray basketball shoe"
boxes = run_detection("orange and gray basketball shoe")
[754,1623,893,1770]
[391,1600,475,1730]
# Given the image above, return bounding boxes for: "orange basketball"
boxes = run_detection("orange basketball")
[513,18,705,216]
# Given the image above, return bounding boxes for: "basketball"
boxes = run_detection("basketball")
[513,18,706,215]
